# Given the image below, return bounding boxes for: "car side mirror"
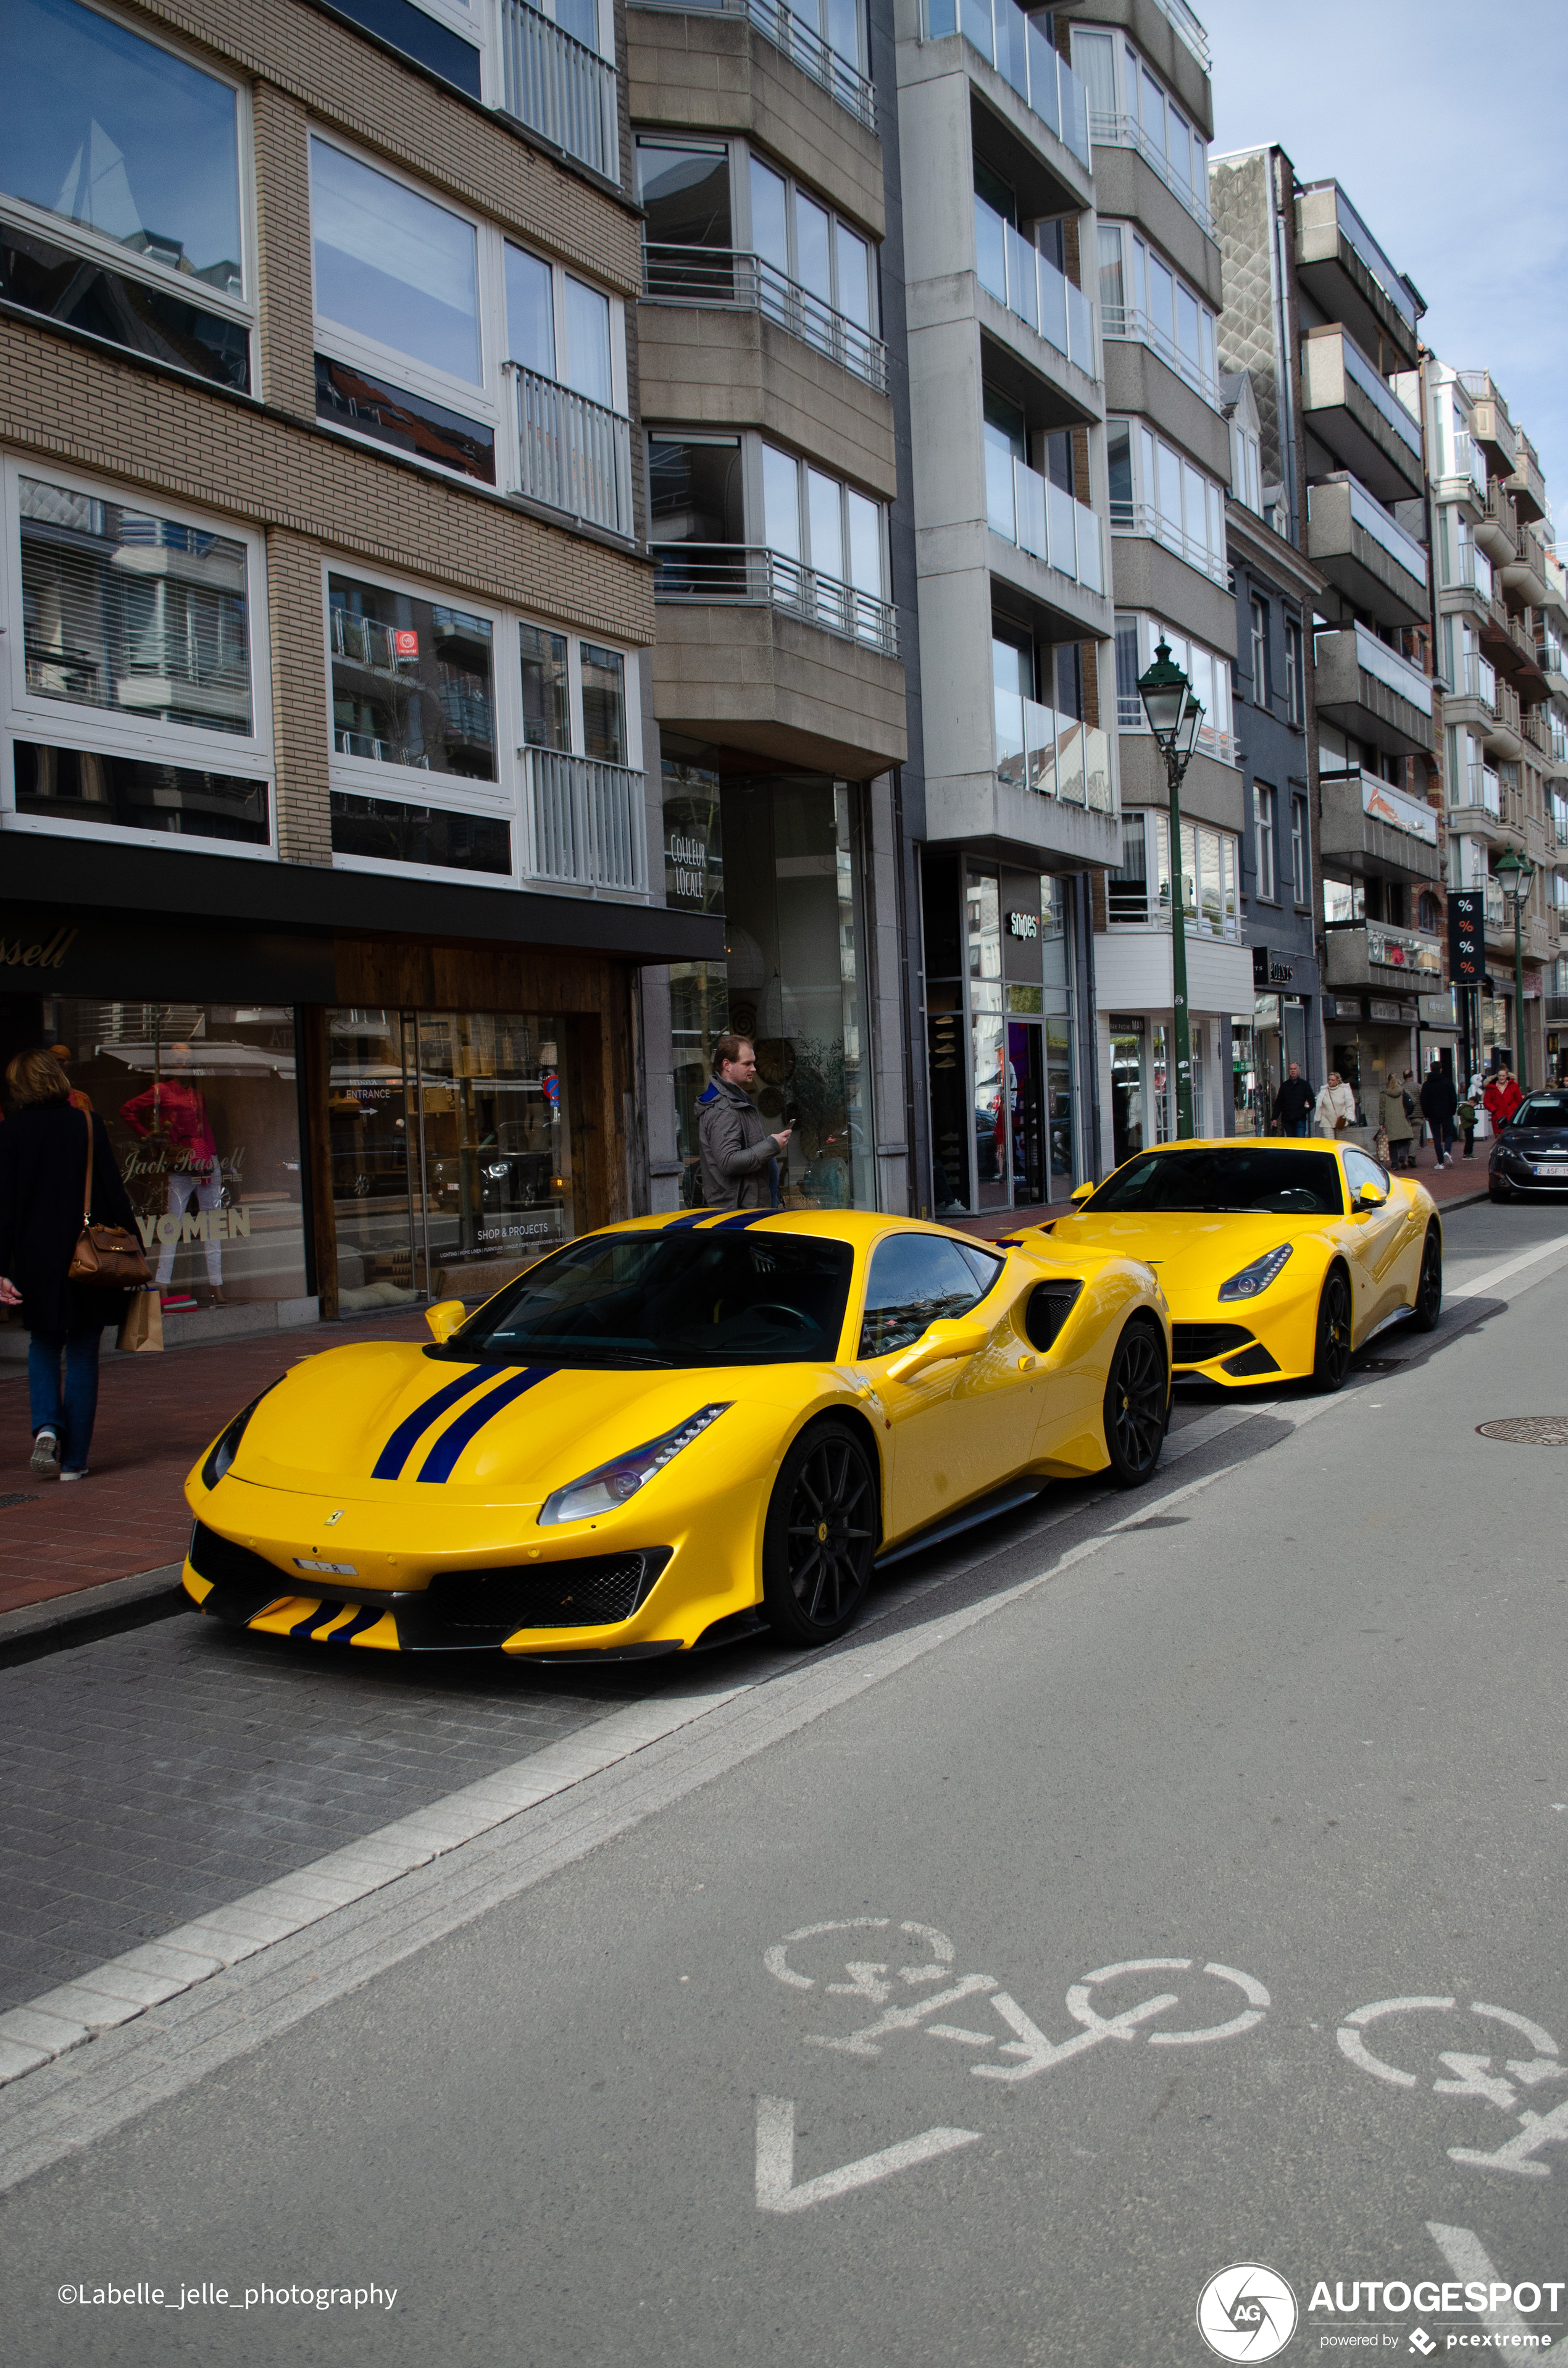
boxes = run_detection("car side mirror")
[425,1298,466,1344]
[1069,1180,1095,1206]
[886,1316,991,1386]
[1355,1182,1386,1210]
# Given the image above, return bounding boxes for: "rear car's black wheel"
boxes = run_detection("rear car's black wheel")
[1312,1268,1353,1392]
[1412,1224,1443,1332]
[1101,1321,1168,1489]
[762,1420,878,1646]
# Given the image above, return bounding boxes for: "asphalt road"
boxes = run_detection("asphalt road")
[3,1196,1567,2366]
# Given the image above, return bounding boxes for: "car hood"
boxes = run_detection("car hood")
[1497,1129,1568,1152]
[225,1342,794,1505]
[1028,1209,1333,1301]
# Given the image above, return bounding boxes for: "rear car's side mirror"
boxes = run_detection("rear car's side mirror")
[1069,1180,1095,1206]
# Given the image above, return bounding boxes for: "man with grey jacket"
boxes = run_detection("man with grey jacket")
[696,1035,792,1210]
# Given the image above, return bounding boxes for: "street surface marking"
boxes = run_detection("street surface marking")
[1448,2098,1568,2177]
[1427,2226,1532,2335]
[1445,1229,1568,1306]
[1337,1998,1456,2087]
[1340,1996,1567,2174]
[754,2097,979,2212]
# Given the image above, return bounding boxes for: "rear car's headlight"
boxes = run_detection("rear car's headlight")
[538,1404,733,1526]
[1217,1244,1293,1302]
[200,1386,277,1490]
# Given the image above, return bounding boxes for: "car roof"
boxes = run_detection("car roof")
[1114,1139,1346,1158]
[573,1210,1001,1250]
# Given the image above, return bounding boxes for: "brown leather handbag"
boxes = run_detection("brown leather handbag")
[68,1109,151,1289]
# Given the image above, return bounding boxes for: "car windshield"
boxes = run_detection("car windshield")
[1510,1095,1568,1127]
[1086,1147,1346,1217]
[435,1228,855,1368]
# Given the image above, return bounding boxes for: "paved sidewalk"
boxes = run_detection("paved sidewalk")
[0,1312,428,1618]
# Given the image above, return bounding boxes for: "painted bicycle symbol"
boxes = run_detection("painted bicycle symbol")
[1338,1994,1568,2177]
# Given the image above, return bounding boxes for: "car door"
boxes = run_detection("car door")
[1340,1147,1408,1333]
[854,1234,1035,1542]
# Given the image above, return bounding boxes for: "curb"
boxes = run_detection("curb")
[0,1565,188,1670]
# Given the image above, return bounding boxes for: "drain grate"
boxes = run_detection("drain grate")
[1476,1418,1568,1446]
[0,1492,40,1509]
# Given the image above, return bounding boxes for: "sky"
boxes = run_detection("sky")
[1199,0,1568,533]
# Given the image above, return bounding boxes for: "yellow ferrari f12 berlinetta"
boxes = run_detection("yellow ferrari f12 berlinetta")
[183,1210,1172,1660]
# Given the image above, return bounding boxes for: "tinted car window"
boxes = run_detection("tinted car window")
[1342,1147,1390,1203]
[440,1229,854,1368]
[1512,1095,1568,1127]
[859,1235,993,1358]
[1087,1148,1345,1218]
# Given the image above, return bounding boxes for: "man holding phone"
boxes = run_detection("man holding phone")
[696,1035,792,1210]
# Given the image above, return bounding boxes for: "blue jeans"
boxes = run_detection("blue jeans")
[28,1331,102,1472]
[1430,1118,1453,1162]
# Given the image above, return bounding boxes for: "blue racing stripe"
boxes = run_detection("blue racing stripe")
[288,1600,329,1638]
[372,1368,490,1479]
[324,1605,384,1645]
[704,1208,788,1230]
[664,1208,722,1229]
[416,1366,553,1483]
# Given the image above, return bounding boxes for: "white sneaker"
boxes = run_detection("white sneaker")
[30,1429,59,1477]
[59,1467,89,1483]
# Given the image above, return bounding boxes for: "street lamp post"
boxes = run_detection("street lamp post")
[1137,637,1206,1139]
[1493,845,1537,1089]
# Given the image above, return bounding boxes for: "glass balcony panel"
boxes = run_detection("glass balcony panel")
[1074,499,1103,593]
[961,0,993,64]
[985,439,1017,539]
[1056,718,1085,803]
[994,684,1025,782]
[926,0,957,27]
[974,196,1007,305]
[1025,14,1059,136]
[1004,222,1038,333]
[1083,724,1112,811]
[997,0,1030,99]
[1014,459,1047,559]
[1046,480,1078,578]
[1059,52,1090,165]
[1036,251,1068,356]
[1025,698,1057,795]
[1066,278,1094,372]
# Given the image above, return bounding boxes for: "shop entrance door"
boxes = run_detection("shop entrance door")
[1006,1020,1049,1207]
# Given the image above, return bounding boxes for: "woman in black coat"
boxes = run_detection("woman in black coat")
[0,1048,138,1481]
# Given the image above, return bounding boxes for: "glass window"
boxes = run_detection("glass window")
[19,475,252,737]
[1097,223,1125,312]
[1107,421,1133,519]
[562,274,611,404]
[1,0,242,295]
[823,0,862,72]
[638,141,732,249]
[314,358,493,484]
[834,220,871,329]
[1251,598,1269,700]
[1167,107,1192,191]
[14,740,267,842]
[807,467,844,580]
[649,436,743,544]
[580,642,625,764]
[794,192,832,303]
[504,245,554,376]
[1108,814,1149,922]
[1072,28,1116,117]
[1292,793,1308,900]
[1183,459,1206,552]
[1253,780,1276,899]
[1141,67,1166,156]
[519,624,569,750]
[310,139,479,384]
[1156,440,1182,537]
[329,792,509,874]
[1176,284,1200,374]
[1148,252,1174,344]
[857,1234,991,1358]
[1114,614,1140,725]
[749,157,788,272]
[0,219,250,388]
[1091,1145,1344,1216]
[846,490,881,595]
[763,445,801,558]
[328,574,494,779]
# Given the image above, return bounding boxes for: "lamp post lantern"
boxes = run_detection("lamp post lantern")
[1138,637,1205,1139]
[1493,844,1537,1088]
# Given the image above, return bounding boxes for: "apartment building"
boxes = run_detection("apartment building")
[1425,361,1568,1090]
[1211,149,1444,1122]
[628,0,917,1218]
[0,0,719,1339]
[1071,0,1249,1170]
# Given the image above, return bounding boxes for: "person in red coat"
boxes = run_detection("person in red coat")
[1483,1068,1523,1135]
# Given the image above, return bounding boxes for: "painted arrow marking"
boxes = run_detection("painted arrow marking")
[754,2097,980,2214]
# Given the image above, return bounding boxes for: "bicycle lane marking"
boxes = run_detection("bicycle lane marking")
[1338,1995,1568,2177]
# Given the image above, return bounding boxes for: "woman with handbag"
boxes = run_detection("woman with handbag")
[0,1048,146,1481]
[1380,1069,1416,1171]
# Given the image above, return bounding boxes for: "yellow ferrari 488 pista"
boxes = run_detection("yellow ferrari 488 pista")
[1010,1137,1441,1392]
[183,1210,1171,1661]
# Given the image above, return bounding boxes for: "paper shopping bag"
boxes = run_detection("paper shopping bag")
[116,1288,165,1353]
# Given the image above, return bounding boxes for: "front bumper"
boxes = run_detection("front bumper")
[1490,1153,1568,1193]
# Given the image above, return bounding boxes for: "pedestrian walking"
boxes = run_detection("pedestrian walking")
[1483,1067,1522,1135]
[1455,1091,1478,1159]
[1272,1062,1315,1137]
[1419,1060,1458,1168]
[696,1034,793,1211]
[1315,1071,1356,1138]
[1380,1069,1416,1169]
[0,1048,140,1481]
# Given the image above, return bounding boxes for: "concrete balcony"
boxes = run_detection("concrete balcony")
[1318,768,1440,887]
[1295,181,1422,374]
[1506,429,1547,526]
[1461,373,1517,472]
[1324,919,1445,994]
[1501,524,1551,609]
[1474,480,1519,566]
[1442,648,1497,742]
[1306,472,1427,630]
[1313,622,1434,759]
[1301,328,1425,506]
[1446,765,1524,853]
[1483,677,1524,763]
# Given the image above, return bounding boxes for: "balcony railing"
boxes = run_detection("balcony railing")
[1454,761,1502,820]
[1482,480,1519,556]
[1451,648,1498,710]
[1331,619,1433,716]
[992,693,1114,813]
[1340,334,1424,461]
[973,198,1096,375]
[523,748,647,893]
[632,0,874,127]
[1344,477,1427,583]
[986,449,1104,593]
[510,365,633,537]
[641,245,888,390]
[1537,629,1566,677]
[1449,538,1494,601]
[1314,180,1419,336]
[1110,498,1227,588]
[1149,0,1210,69]
[498,0,619,178]
[1101,299,1217,406]
[653,542,899,656]
[1116,691,1235,768]
[924,0,1090,169]
[1087,110,1212,234]
[1446,432,1488,497]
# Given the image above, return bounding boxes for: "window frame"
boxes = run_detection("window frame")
[1285,617,1304,726]
[1291,792,1309,905]
[757,441,890,600]
[503,238,629,413]
[1250,596,1271,708]
[0,0,259,393]
[1096,219,1217,406]
[1253,779,1278,904]
[1107,417,1225,584]
[1,453,277,856]
[633,130,878,338]
[321,556,641,890]
[1113,613,1235,762]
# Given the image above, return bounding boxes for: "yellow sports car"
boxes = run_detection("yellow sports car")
[181,1210,1172,1660]
[1009,1137,1441,1393]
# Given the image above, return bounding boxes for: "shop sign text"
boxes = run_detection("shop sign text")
[136,1208,252,1248]
[0,926,78,972]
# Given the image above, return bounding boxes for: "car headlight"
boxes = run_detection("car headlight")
[1217,1244,1294,1302]
[538,1403,733,1526]
[200,1384,277,1490]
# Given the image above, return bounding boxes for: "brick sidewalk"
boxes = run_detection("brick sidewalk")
[0,1313,428,1617]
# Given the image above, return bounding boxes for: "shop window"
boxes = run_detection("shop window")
[0,0,250,386]
[41,999,305,1316]
[14,741,268,843]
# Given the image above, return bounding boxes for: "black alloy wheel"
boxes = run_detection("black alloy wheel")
[762,1420,879,1646]
[1101,1321,1168,1488]
[1412,1225,1443,1333]
[1312,1268,1353,1392]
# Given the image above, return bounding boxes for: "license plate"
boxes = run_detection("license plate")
[294,1557,357,1574]
[1533,1165,1568,1178]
